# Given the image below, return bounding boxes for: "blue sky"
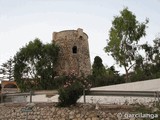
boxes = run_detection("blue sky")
[0,0,160,73]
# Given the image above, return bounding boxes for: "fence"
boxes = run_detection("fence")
[1,90,160,104]
[0,90,58,103]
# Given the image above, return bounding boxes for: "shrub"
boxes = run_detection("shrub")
[58,80,83,107]
[58,72,91,107]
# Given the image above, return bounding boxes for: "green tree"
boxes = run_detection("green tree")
[141,42,153,62]
[92,56,106,76]
[106,66,119,76]
[141,37,160,78]
[91,56,106,86]
[130,37,160,81]
[0,58,14,81]
[152,37,160,65]
[14,38,59,91]
[104,7,148,82]
[152,37,160,77]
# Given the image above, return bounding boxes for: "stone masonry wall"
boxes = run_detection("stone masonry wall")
[0,103,135,120]
[52,28,91,77]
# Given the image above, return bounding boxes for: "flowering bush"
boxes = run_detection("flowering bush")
[58,71,91,107]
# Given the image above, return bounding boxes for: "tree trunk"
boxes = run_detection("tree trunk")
[124,67,130,83]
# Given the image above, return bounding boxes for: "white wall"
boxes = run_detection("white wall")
[91,78,160,91]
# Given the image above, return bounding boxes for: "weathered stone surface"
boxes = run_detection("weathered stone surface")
[0,103,139,120]
[92,117,98,120]
[52,28,91,77]
[86,118,91,120]
[76,113,81,118]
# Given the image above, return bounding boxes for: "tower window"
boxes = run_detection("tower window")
[79,36,83,40]
[72,46,77,54]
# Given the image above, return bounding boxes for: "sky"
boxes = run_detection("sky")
[0,0,160,74]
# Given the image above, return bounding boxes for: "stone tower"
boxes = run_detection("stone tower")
[52,28,91,76]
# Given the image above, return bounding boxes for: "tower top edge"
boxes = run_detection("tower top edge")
[52,28,88,39]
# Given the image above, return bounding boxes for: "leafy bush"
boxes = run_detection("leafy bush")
[58,72,91,107]
[58,80,83,107]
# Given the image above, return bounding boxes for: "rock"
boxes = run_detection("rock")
[92,117,98,120]
[76,113,81,118]
[86,118,91,120]
[51,107,56,112]
[69,115,74,119]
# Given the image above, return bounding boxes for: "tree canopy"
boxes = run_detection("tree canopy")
[92,56,106,76]
[0,58,14,81]
[104,7,149,82]
[14,38,59,91]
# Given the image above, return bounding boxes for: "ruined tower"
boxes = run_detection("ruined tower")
[52,28,91,76]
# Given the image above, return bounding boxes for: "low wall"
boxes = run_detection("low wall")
[91,78,160,91]
[0,103,134,120]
